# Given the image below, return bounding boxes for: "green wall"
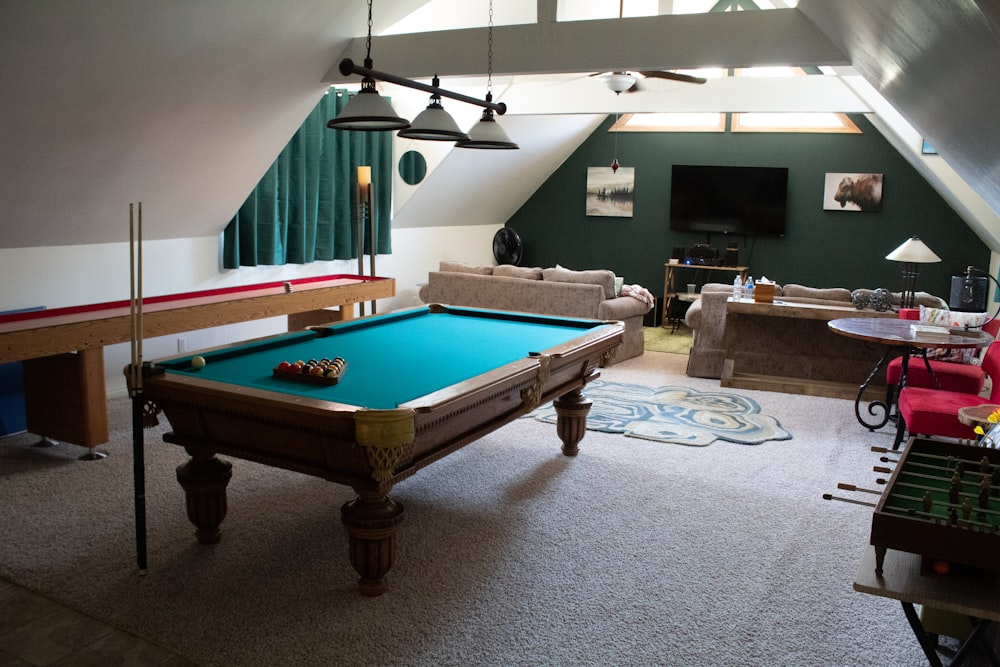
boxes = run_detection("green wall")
[506,115,987,302]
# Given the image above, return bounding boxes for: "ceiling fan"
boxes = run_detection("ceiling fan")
[591,1,707,94]
[593,69,707,94]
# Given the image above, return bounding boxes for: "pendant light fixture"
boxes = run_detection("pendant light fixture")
[456,0,518,150]
[327,0,410,132]
[397,76,469,141]
[605,67,634,172]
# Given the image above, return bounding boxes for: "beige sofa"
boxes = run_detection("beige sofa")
[684,282,948,379]
[418,262,652,365]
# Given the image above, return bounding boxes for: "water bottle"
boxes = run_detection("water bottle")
[743,275,753,300]
[733,274,742,301]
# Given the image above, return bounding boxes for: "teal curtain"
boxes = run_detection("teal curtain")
[222,88,393,268]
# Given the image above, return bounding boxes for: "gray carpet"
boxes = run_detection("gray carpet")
[0,351,986,666]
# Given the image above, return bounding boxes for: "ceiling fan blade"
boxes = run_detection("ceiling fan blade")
[638,70,707,85]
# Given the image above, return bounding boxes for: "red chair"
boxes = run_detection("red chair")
[892,339,1000,449]
[883,316,1000,415]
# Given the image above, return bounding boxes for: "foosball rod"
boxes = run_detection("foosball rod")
[876,480,999,515]
[880,490,1000,519]
[874,445,1000,471]
[891,457,997,478]
[880,503,998,529]
[822,493,876,508]
[837,483,883,495]
[883,467,993,485]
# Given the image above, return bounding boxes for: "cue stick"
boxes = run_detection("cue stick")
[128,204,137,390]
[368,180,376,314]
[822,493,876,508]
[130,201,149,575]
[137,202,143,379]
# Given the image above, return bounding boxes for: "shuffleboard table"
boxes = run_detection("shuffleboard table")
[0,274,393,451]
[138,305,624,596]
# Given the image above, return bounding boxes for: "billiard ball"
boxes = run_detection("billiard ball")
[191,356,206,369]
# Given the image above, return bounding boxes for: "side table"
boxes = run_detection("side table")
[660,263,747,329]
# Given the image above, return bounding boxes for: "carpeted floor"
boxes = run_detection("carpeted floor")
[0,351,991,666]
[643,325,693,354]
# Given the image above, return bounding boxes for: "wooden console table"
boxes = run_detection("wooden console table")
[720,299,893,399]
[660,263,747,329]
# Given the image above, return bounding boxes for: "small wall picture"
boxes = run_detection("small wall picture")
[823,172,883,212]
[586,167,634,218]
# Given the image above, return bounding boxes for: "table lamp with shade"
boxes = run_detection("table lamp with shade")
[885,237,941,309]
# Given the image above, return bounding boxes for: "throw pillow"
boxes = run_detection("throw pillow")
[782,284,852,302]
[439,261,493,275]
[493,265,543,280]
[542,267,616,300]
[919,306,987,363]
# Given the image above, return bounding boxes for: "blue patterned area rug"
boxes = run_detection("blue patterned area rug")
[533,380,792,446]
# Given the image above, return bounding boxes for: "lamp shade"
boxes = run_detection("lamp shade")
[885,237,941,263]
[603,72,637,94]
[398,98,468,141]
[327,79,410,132]
[455,109,518,150]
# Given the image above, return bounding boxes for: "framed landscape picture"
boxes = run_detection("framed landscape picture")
[586,167,634,218]
[823,172,883,212]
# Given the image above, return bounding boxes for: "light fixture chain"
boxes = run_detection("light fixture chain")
[365,0,373,61]
[486,0,494,94]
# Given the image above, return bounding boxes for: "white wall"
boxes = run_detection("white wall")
[2,225,500,398]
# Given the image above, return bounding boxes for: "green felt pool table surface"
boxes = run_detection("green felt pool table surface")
[153,305,611,409]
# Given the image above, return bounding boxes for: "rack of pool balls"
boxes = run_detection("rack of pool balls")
[273,357,347,385]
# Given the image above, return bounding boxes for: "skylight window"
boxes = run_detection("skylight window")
[610,111,861,134]
[731,112,861,133]
[558,0,798,21]
[612,113,725,132]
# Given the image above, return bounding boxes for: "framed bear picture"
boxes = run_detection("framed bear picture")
[823,172,883,212]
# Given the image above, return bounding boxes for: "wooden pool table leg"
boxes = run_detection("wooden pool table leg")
[175,450,233,545]
[341,493,405,597]
[554,388,592,457]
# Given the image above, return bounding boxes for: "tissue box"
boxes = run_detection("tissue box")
[754,282,776,303]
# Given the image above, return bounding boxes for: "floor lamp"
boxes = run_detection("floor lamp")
[356,167,377,316]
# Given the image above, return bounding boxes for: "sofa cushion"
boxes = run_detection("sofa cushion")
[439,261,493,275]
[781,284,852,302]
[542,267,616,300]
[493,264,543,280]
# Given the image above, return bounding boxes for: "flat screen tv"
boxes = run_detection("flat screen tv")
[669,165,789,237]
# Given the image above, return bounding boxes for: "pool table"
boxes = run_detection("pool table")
[139,304,624,596]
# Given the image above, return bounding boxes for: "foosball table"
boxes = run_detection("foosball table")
[870,437,1000,578]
